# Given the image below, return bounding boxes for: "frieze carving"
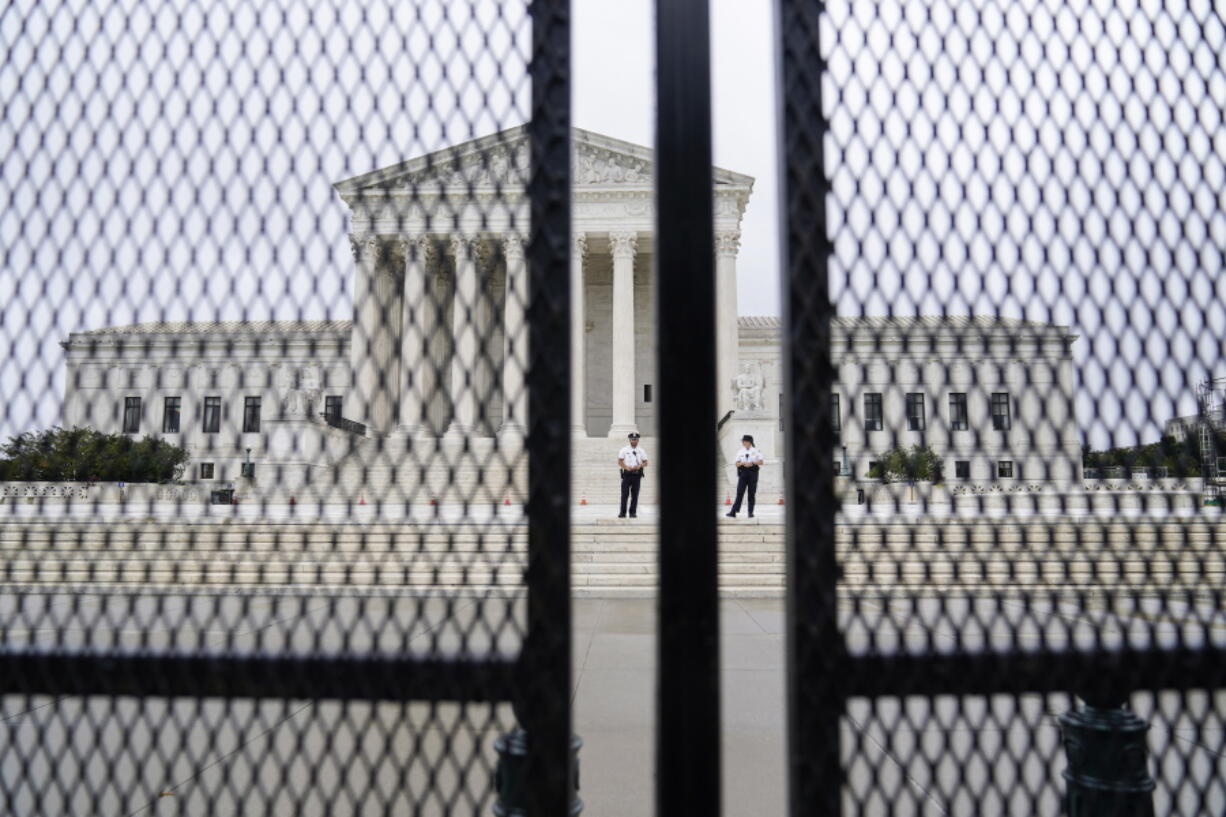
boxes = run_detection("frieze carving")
[574,144,651,185]
[397,144,530,189]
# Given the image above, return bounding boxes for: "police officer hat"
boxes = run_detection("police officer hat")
[628,432,641,440]
[742,434,754,444]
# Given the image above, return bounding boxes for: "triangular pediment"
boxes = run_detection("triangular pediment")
[333,126,753,196]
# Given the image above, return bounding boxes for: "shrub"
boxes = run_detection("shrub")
[0,427,189,483]
[870,444,943,483]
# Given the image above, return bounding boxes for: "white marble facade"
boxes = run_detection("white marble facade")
[333,126,752,440]
[57,128,1084,500]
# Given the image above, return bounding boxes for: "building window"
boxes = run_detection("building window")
[997,460,1014,479]
[905,393,925,431]
[864,393,883,431]
[643,384,652,403]
[779,393,785,432]
[955,460,970,479]
[991,392,1011,430]
[324,395,343,422]
[199,462,215,480]
[122,397,141,433]
[949,393,968,430]
[832,394,841,434]
[163,396,181,433]
[243,396,262,433]
[202,396,221,433]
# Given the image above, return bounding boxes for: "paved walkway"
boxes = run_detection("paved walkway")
[575,597,786,817]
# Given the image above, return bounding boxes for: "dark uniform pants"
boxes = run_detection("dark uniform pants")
[731,467,759,515]
[620,471,643,516]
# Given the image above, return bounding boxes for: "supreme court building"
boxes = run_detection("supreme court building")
[59,128,1083,504]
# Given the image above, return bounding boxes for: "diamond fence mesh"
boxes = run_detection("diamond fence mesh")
[782,0,1226,814]
[0,0,575,814]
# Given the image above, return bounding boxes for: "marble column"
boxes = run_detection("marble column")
[446,234,481,438]
[501,233,527,434]
[715,230,741,421]
[571,233,588,436]
[369,244,404,432]
[608,230,638,438]
[347,233,402,431]
[399,235,438,435]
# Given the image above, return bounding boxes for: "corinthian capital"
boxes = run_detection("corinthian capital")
[448,234,475,260]
[411,235,439,265]
[348,233,380,262]
[715,230,741,257]
[572,232,588,258]
[502,233,526,263]
[609,231,638,260]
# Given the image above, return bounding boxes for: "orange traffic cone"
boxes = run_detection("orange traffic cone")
[580,493,588,506]
[725,494,731,505]
[777,497,785,505]
[359,496,366,505]
[503,496,511,506]
[429,497,438,506]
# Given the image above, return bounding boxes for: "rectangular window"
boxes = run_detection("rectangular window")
[243,396,262,433]
[324,395,343,422]
[864,393,883,431]
[162,396,181,433]
[905,393,925,431]
[955,460,970,479]
[643,384,652,403]
[949,393,969,430]
[199,462,215,480]
[202,396,221,433]
[831,394,841,432]
[991,392,1012,430]
[240,462,255,478]
[997,460,1014,479]
[122,397,141,433]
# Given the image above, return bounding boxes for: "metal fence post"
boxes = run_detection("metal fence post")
[655,0,721,814]
[1060,694,1156,817]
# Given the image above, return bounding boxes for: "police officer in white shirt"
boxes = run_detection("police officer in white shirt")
[726,434,764,518]
[617,432,649,518]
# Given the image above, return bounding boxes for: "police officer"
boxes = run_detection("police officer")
[726,434,764,518]
[617,432,648,518]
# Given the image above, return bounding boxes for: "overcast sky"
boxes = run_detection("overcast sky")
[2,0,1223,448]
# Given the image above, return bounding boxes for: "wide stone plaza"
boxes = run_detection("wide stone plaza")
[2,585,1221,816]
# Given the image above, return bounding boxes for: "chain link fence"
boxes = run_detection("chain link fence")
[0,0,578,813]
[783,0,1225,814]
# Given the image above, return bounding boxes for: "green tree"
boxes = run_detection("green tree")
[1083,434,1213,478]
[0,427,189,483]
[869,444,943,483]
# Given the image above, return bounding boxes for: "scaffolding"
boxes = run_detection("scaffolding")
[1197,377,1226,505]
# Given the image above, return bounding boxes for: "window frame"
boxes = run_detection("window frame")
[955,460,970,479]
[324,395,343,422]
[242,395,262,433]
[122,396,142,434]
[162,396,181,433]
[905,393,925,431]
[864,392,883,432]
[949,392,969,431]
[991,392,1012,430]
[199,462,215,480]
[202,396,222,434]
[997,460,1014,479]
